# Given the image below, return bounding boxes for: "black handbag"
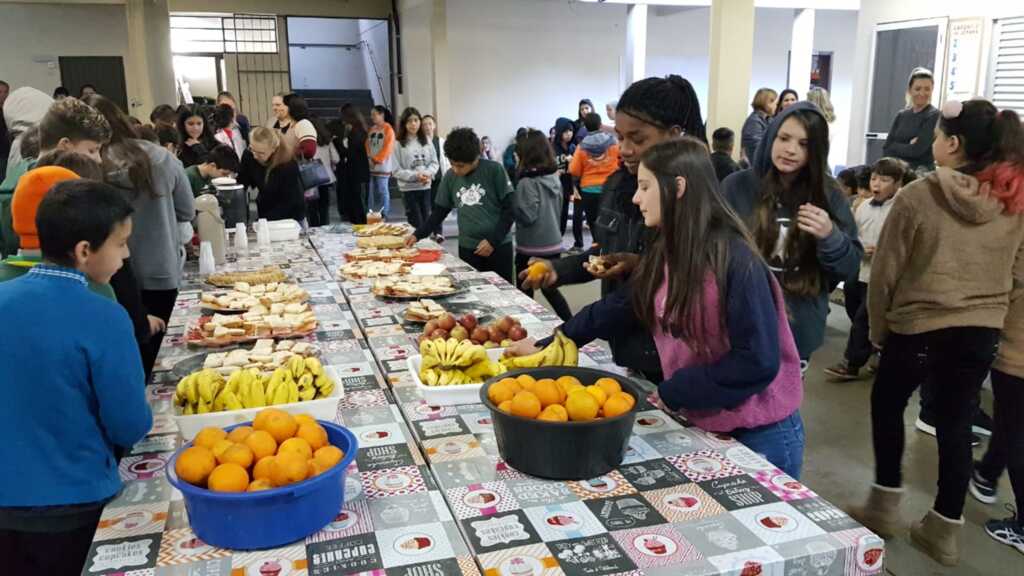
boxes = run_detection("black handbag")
[298,158,332,190]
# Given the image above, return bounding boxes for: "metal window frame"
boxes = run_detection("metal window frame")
[986,15,1024,115]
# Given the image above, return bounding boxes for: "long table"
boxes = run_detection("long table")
[82,226,885,576]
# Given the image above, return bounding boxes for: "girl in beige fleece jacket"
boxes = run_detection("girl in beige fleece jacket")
[851,98,1024,566]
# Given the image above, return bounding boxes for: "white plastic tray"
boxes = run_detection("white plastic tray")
[172,366,344,440]
[406,347,504,406]
[268,219,301,242]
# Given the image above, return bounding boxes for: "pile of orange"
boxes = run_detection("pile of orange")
[174,408,345,493]
[487,374,635,422]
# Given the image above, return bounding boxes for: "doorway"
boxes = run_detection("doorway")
[173,55,225,105]
[863,18,946,164]
[59,56,128,111]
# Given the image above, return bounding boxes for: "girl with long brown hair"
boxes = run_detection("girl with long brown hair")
[515,138,805,477]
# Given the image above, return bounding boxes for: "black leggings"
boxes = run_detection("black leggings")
[458,242,515,286]
[871,327,999,519]
[844,282,873,369]
[976,369,1024,523]
[140,288,178,378]
[514,252,573,322]
[0,507,103,574]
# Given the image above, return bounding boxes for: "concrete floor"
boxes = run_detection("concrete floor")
[375,198,1021,574]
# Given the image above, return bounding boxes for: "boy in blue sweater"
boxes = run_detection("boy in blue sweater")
[0,179,152,574]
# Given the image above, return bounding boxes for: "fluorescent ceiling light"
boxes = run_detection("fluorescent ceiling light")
[577,0,860,9]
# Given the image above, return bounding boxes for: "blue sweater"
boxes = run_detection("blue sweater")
[0,265,152,507]
[546,241,781,411]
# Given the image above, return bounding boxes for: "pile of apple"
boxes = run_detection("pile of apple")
[419,313,528,349]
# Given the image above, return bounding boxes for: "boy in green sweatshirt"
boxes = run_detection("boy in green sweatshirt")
[184,144,240,195]
[407,127,515,284]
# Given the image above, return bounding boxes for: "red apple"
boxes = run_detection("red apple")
[450,325,469,342]
[424,320,439,335]
[496,316,514,334]
[508,325,528,341]
[430,328,449,340]
[489,329,506,344]
[458,313,478,332]
[437,314,457,331]
[471,327,489,343]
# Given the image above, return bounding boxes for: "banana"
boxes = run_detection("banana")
[222,391,243,411]
[288,356,305,380]
[249,375,267,407]
[423,368,439,386]
[273,380,291,405]
[557,331,579,366]
[175,375,192,405]
[298,373,314,390]
[421,338,438,360]
[444,338,457,365]
[184,374,198,406]
[317,377,335,397]
[182,403,195,415]
[226,370,243,395]
[197,397,212,414]
[304,357,322,377]
[543,339,564,367]
[212,388,228,412]
[438,370,453,386]
[287,380,299,404]
[265,380,280,405]
[452,340,475,367]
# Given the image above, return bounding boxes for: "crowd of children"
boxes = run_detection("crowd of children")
[0,68,1022,571]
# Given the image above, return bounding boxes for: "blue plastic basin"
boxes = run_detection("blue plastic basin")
[166,420,357,550]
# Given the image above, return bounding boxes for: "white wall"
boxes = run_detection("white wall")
[846,0,1021,166]
[288,18,369,92]
[0,3,129,95]
[396,0,436,118]
[814,9,858,168]
[358,19,391,107]
[646,7,710,114]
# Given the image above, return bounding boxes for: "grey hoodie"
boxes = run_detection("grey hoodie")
[721,102,862,359]
[579,131,617,157]
[513,171,564,255]
[108,139,196,291]
[391,139,439,192]
[4,87,53,166]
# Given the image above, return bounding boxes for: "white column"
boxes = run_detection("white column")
[708,0,754,160]
[431,0,451,133]
[125,0,176,113]
[788,8,815,98]
[624,4,648,85]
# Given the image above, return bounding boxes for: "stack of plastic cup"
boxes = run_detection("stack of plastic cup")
[199,241,216,275]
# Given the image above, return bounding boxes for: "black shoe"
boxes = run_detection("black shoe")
[823,361,866,382]
[970,465,999,504]
[566,245,584,256]
[973,409,993,437]
[985,508,1024,555]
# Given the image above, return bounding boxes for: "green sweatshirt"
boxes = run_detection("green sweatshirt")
[431,159,514,250]
[0,159,36,258]
[185,165,211,196]
[0,255,117,300]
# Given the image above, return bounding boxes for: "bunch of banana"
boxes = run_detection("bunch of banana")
[499,330,579,369]
[419,338,506,386]
[174,357,336,415]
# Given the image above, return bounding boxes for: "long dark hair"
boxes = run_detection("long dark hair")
[516,129,557,175]
[84,94,156,199]
[282,93,310,122]
[176,104,215,146]
[397,107,427,145]
[750,108,831,297]
[631,137,760,357]
[942,99,1024,213]
[310,116,332,147]
[341,104,368,137]
[371,105,393,126]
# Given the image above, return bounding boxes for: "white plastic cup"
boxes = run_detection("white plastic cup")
[234,223,248,251]
[199,241,216,275]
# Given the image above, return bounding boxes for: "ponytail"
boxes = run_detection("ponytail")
[966,106,1024,214]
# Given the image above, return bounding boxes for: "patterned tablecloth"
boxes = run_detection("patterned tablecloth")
[84,226,884,576]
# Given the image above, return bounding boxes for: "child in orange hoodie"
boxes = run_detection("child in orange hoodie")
[366,105,396,219]
[569,112,619,250]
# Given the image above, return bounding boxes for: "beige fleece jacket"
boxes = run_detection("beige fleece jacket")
[868,167,1024,346]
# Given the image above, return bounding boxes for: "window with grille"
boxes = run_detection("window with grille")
[170,14,277,54]
[989,16,1024,114]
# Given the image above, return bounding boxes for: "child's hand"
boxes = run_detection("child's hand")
[474,239,494,257]
[403,234,418,248]
[864,245,876,257]
[505,337,541,357]
[797,204,833,239]
[572,190,582,202]
[519,258,558,289]
[147,315,166,336]
[417,173,431,185]
[587,252,639,280]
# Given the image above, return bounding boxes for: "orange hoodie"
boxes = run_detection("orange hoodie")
[366,123,396,174]
[569,139,620,191]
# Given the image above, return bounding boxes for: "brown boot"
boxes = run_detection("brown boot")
[911,509,963,566]
[847,484,905,539]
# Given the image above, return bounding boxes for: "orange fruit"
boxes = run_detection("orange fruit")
[263,411,299,444]
[296,422,329,451]
[294,414,317,428]
[307,459,329,478]
[602,394,632,418]
[487,381,516,405]
[207,463,249,492]
[497,400,513,413]
[194,427,228,450]
[247,479,275,492]
[245,430,278,460]
[226,425,254,443]
[314,445,345,470]
[566,390,600,421]
[585,385,608,407]
[595,377,622,397]
[175,446,216,486]
[211,439,235,461]
[252,456,276,481]
[612,391,636,410]
[515,374,537,392]
[555,376,582,395]
[510,390,542,419]
[270,452,308,487]
[533,379,564,408]
[278,437,313,461]
[538,404,569,422]
[527,261,549,281]
[253,407,287,431]
[218,442,255,468]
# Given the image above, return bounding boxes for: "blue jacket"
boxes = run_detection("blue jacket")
[722,102,862,358]
[0,265,152,507]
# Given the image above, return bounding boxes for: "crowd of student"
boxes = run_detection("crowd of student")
[0,66,1022,572]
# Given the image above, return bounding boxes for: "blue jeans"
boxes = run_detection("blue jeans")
[369,175,391,219]
[731,411,805,479]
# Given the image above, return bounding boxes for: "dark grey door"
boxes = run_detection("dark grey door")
[864,22,943,164]
[59,56,129,112]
